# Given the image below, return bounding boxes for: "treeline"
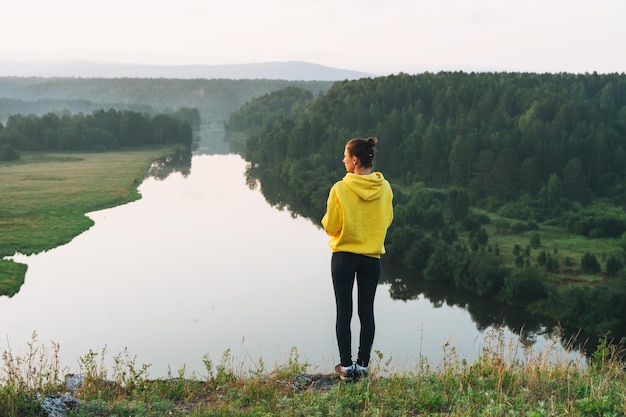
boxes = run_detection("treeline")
[0,97,155,123]
[0,108,196,155]
[226,71,626,341]
[235,72,626,203]
[0,77,333,123]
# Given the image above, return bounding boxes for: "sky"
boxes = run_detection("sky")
[1,0,625,75]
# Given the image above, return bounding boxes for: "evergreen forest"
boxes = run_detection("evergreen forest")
[225,72,626,345]
[0,108,195,155]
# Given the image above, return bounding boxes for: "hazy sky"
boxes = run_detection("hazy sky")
[1,0,625,75]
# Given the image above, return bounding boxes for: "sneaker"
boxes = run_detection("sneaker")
[334,364,355,381]
[355,364,368,379]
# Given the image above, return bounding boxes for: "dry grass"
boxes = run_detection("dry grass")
[1,328,625,416]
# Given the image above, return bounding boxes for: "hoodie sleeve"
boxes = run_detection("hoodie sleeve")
[321,184,343,236]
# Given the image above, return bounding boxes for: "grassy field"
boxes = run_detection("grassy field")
[478,210,622,288]
[0,148,177,293]
[1,329,625,416]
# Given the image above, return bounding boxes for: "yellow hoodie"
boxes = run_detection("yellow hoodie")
[322,172,394,258]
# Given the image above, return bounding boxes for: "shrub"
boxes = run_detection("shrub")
[461,212,490,232]
[537,250,547,266]
[529,231,541,248]
[500,267,548,306]
[468,254,506,296]
[403,236,436,271]
[605,255,623,276]
[469,227,489,247]
[424,246,460,284]
[580,252,601,274]
[511,222,527,234]
[565,210,626,238]
[545,256,559,272]
[0,143,20,161]
[441,225,458,244]
[424,204,444,230]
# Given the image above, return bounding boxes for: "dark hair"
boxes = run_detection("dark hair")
[346,137,378,168]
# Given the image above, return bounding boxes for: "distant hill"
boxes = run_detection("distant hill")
[0,77,335,124]
[0,60,372,81]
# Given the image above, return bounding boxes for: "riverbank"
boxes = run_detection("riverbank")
[1,330,624,416]
[0,148,179,295]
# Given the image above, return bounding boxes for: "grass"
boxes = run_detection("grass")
[0,148,178,295]
[1,329,625,416]
[480,210,622,287]
[0,259,27,297]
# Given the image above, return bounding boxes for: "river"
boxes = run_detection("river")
[1,153,581,378]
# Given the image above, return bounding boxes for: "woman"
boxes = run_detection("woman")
[321,137,394,381]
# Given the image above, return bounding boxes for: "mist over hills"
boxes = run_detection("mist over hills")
[0,59,372,81]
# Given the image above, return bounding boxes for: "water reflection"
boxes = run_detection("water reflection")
[244,162,324,221]
[0,148,193,299]
[246,163,593,357]
[1,154,585,378]
[146,147,192,180]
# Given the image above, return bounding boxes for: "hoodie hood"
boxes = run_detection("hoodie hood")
[342,172,386,201]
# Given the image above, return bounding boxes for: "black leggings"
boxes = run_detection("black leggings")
[331,251,381,367]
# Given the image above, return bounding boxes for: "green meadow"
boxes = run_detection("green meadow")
[0,148,176,292]
[481,210,623,284]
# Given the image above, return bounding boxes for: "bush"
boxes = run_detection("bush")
[605,255,623,276]
[424,204,444,230]
[529,232,541,248]
[461,212,490,232]
[565,211,626,238]
[510,220,540,234]
[469,227,489,247]
[545,256,559,272]
[496,196,547,222]
[537,250,547,266]
[468,254,506,296]
[441,225,458,244]
[424,246,460,284]
[385,225,423,264]
[580,252,601,274]
[0,143,20,161]
[500,267,548,306]
[402,236,436,271]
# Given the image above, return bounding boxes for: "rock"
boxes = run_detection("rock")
[40,393,80,417]
[39,374,86,417]
[64,373,85,391]
[286,373,339,391]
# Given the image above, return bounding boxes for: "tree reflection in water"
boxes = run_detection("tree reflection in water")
[146,147,192,180]
[246,163,596,358]
[380,260,594,354]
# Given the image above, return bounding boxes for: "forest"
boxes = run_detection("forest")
[0,77,333,123]
[225,72,626,343]
[0,107,196,155]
